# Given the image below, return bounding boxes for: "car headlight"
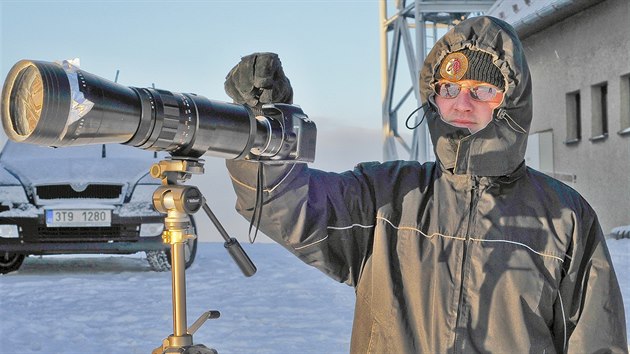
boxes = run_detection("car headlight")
[140,223,164,237]
[0,224,20,238]
[0,186,29,203]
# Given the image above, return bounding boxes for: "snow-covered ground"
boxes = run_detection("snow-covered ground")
[1,239,629,354]
[0,243,354,354]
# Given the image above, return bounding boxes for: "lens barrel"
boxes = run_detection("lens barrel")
[1,60,314,160]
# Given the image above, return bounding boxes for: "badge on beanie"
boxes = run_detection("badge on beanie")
[440,52,468,81]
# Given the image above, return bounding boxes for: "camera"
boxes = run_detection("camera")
[1,59,316,161]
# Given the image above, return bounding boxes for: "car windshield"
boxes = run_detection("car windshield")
[0,141,164,161]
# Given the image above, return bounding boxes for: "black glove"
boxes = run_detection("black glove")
[224,52,293,108]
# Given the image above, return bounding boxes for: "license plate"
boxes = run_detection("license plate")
[46,209,112,227]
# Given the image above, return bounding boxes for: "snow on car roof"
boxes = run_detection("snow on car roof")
[0,141,165,161]
[0,141,167,185]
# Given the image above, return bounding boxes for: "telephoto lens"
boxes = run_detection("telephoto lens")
[1,59,316,162]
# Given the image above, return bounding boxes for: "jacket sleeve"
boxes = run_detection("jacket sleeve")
[225,160,378,287]
[554,209,628,353]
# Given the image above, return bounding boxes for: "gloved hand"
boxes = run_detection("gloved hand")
[224,52,293,108]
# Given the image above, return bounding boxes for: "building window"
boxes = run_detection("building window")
[565,91,581,144]
[620,74,630,135]
[590,82,608,142]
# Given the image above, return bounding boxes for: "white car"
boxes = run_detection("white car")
[0,141,197,273]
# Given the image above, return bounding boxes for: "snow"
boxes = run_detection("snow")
[611,225,630,239]
[0,203,40,218]
[117,202,163,217]
[0,186,28,203]
[0,243,354,354]
[0,142,161,186]
[609,238,630,346]
[1,240,629,354]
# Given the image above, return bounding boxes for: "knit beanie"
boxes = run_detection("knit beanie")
[437,49,503,88]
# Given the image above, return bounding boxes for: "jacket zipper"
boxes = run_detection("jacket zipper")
[453,176,480,353]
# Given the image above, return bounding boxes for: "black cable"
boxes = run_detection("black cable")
[405,103,430,130]
[248,161,264,244]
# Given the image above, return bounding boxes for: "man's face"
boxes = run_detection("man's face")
[434,79,504,134]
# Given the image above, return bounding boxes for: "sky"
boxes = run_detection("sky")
[0,0,396,242]
[0,0,387,132]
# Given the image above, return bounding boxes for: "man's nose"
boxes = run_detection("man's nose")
[453,88,474,111]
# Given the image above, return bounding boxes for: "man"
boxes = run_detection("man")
[224,16,627,353]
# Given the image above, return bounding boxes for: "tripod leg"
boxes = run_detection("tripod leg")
[172,241,189,339]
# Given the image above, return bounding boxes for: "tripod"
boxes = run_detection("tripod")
[150,157,256,354]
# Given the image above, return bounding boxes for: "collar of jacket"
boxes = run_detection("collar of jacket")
[419,16,533,177]
[436,157,528,187]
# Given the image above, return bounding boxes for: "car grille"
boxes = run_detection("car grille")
[36,184,123,200]
[36,225,139,242]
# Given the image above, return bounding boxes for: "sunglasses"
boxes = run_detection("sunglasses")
[435,82,502,102]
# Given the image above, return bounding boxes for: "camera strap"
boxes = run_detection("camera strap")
[248,162,265,243]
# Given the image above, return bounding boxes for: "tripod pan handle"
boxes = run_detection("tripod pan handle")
[225,237,257,277]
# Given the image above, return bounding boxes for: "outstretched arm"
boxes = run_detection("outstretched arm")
[226,160,378,286]
[223,52,375,286]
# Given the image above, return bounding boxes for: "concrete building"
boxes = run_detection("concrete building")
[487,0,630,234]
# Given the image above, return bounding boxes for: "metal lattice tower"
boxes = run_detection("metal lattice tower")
[379,0,495,162]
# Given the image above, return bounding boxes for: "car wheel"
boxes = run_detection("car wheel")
[0,252,25,274]
[146,249,170,272]
[146,217,198,272]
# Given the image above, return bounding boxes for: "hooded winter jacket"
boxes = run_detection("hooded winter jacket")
[226,16,627,353]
